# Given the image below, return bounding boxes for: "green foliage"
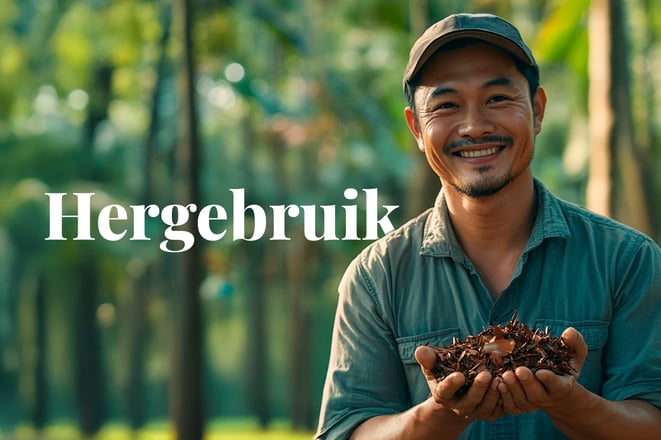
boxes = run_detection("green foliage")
[1,0,660,434]
[535,0,590,64]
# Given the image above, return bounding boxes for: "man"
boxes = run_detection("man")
[315,13,661,440]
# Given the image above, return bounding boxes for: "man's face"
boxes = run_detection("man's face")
[405,42,546,198]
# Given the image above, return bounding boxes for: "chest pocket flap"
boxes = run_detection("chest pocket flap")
[396,328,461,364]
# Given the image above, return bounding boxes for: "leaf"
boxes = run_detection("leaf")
[533,0,590,66]
[482,339,515,356]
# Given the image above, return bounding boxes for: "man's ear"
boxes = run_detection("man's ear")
[404,106,425,152]
[533,87,547,135]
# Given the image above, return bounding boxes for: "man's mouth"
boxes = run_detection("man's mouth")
[456,146,503,158]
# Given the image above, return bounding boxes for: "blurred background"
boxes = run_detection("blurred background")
[1,0,660,439]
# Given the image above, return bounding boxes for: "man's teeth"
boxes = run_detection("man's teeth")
[458,147,500,158]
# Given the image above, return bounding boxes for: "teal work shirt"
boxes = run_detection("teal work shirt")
[316,179,661,440]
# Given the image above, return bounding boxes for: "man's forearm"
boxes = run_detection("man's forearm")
[547,387,661,440]
[349,398,472,440]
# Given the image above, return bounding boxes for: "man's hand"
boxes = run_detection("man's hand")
[496,327,589,415]
[415,346,504,422]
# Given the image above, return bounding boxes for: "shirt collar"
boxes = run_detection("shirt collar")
[420,178,570,258]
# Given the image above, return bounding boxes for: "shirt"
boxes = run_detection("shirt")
[315,179,661,440]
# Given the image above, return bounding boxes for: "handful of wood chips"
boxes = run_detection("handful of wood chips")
[427,311,574,395]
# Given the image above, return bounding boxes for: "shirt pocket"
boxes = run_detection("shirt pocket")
[396,328,461,404]
[534,319,609,394]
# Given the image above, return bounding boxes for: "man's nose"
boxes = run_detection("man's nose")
[457,105,496,138]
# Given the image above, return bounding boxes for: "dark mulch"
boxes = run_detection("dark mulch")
[427,311,574,396]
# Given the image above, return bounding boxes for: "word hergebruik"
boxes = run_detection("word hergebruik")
[45,188,400,252]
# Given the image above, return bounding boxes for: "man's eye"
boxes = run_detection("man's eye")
[435,102,457,110]
[489,95,509,103]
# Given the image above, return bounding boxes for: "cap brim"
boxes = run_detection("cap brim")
[405,30,536,85]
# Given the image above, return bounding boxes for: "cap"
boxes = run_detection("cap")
[403,13,538,91]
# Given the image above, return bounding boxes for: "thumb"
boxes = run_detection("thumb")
[415,345,438,370]
[414,346,439,382]
[561,327,588,376]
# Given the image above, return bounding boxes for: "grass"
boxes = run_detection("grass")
[4,419,314,440]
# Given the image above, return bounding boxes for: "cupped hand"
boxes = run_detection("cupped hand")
[415,345,504,422]
[497,327,589,415]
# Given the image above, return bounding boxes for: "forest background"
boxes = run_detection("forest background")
[1,0,660,439]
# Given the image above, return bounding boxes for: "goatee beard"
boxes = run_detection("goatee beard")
[451,170,513,198]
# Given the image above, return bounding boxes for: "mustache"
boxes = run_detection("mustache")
[444,135,513,153]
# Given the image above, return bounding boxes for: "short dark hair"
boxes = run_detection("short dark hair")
[404,38,540,120]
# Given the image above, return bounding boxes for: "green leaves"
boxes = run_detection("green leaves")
[533,0,590,75]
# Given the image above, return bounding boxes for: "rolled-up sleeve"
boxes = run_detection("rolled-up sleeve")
[315,252,410,440]
[602,238,661,408]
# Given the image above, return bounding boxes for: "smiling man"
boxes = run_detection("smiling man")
[315,13,661,440]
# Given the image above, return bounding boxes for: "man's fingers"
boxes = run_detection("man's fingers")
[472,376,501,419]
[454,371,491,407]
[534,369,576,397]
[514,367,548,403]
[499,369,534,413]
[415,345,507,422]
[498,368,545,414]
[413,347,472,403]
[561,327,588,375]
[436,372,467,401]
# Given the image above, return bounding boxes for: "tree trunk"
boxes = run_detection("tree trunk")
[288,231,315,430]
[81,64,113,181]
[75,257,105,437]
[125,264,149,430]
[240,112,271,428]
[31,273,48,430]
[74,56,113,439]
[169,0,204,439]
[640,0,660,239]
[586,0,615,216]
[586,0,653,234]
[608,0,653,234]
[244,240,270,429]
[125,3,172,430]
[406,0,441,218]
